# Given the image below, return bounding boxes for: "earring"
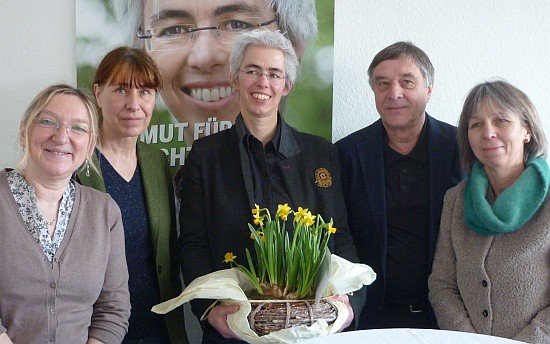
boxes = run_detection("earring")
[85,159,90,177]
[524,138,530,144]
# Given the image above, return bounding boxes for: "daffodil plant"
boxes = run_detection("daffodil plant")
[224,204,337,299]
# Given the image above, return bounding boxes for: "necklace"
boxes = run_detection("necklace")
[46,217,57,226]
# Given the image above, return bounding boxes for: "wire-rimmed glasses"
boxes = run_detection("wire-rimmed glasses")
[238,69,285,86]
[34,117,91,136]
[138,16,278,51]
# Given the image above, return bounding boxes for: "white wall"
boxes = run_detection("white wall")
[1,1,549,161]
[0,2,547,343]
[0,0,75,168]
[333,0,550,142]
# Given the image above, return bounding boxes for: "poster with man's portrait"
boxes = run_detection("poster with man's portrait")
[77,0,334,173]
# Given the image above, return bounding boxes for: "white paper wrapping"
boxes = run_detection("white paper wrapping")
[152,254,376,343]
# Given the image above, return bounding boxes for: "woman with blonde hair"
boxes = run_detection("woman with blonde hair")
[0,84,130,343]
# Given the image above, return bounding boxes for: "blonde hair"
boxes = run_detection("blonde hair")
[18,84,99,174]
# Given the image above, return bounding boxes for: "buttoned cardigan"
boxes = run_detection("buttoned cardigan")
[0,169,130,344]
[429,181,550,343]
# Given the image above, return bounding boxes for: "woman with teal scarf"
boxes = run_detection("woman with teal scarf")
[428,80,550,343]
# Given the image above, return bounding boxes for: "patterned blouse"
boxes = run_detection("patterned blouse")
[7,170,75,262]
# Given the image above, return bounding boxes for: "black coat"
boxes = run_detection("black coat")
[177,115,363,341]
[336,114,463,329]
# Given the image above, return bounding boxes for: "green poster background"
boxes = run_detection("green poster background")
[77,0,334,174]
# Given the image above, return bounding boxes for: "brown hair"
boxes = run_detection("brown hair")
[368,41,434,90]
[94,46,162,125]
[457,79,547,174]
[94,46,162,89]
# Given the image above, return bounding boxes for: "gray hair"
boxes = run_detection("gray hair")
[367,41,435,90]
[457,79,547,174]
[229,30,298,85]
[111,0,317,58]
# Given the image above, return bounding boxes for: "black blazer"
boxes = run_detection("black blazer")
[177,115,362,340]
[336,114,463,329]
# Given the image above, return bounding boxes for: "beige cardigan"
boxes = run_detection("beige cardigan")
[429,181,550,343]
[0,170,130,344]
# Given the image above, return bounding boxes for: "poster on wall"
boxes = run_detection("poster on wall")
[77,0,334,174]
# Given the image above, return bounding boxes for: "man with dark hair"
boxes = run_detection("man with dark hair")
[337,41,463,329]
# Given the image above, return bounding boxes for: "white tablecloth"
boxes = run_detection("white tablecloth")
[301,328,525,344]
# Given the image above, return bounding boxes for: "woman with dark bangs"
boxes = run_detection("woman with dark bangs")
[77,46,188,344]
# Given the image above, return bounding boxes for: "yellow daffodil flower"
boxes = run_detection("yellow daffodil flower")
[252,204,260,215]
[254,216,264,227]
[252,204,265,227]
[294,207,309,221]
[303,211,316,226]
[223,252,237,263]
[229,205,338,299]
[276,203,291,221]
[250,231,265,241]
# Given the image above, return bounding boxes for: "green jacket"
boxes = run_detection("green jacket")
[77,141,188,344]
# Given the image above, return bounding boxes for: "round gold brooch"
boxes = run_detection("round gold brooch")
[315,168,332,188]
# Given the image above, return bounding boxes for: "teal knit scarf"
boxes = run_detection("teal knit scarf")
[464,157,550,236]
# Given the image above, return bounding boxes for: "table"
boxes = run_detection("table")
[301,328,526,344]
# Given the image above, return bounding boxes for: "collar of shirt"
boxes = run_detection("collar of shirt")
[384,117,429,166]
[7,169,75,262]
[236,113,284,157]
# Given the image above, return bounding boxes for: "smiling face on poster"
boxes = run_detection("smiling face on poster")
[140,0,280,144]
[77,0,333,170]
